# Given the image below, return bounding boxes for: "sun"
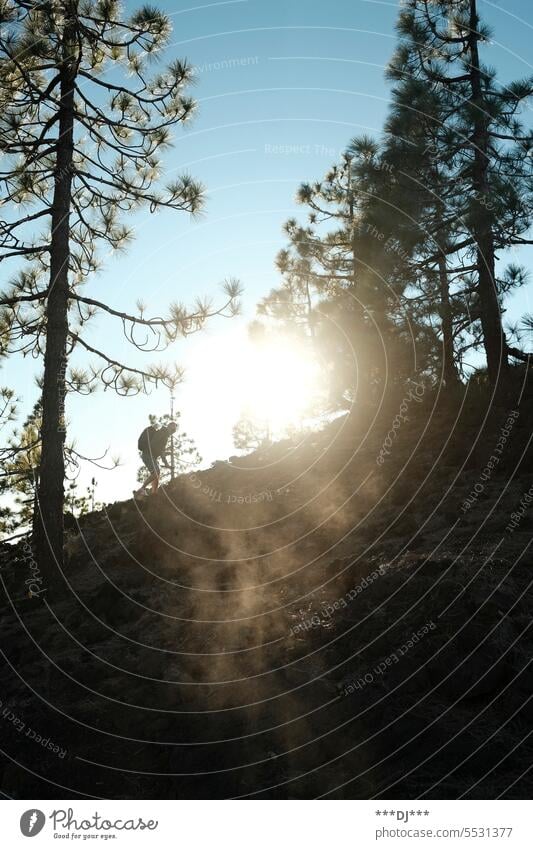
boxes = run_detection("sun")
[238,340,321,435]
[179,328,323,460]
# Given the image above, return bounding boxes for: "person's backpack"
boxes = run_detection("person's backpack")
[138,426,155,453]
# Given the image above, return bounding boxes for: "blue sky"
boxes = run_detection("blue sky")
[2,0,532,506]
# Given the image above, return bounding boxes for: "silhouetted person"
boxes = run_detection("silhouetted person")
[134,422,177,499]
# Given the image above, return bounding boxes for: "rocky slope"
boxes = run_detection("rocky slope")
[1,380,532,799]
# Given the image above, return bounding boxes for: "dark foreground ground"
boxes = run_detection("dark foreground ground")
[1,382,533,799]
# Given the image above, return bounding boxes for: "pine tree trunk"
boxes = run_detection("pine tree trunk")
[34,9,77,585]
[434,184,460,389]
[468,0,508,385]
[170,435,175,481]
[438,254,460,388]
[347,173,370,396]
[305,278,315,341]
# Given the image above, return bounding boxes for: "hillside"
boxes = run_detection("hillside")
[1,380,533,799]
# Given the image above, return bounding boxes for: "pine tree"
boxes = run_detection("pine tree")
[0,1,240,581]
[262,143,416,405]
[3,401,41,532]
[371,77,470,388]
[389,0,533,385]
[0,385,18,535]
[232,412,271,452]
[65,476,101,518]
[264,146,365,406]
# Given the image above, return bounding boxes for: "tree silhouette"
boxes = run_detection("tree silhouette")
[389,0,533,385]
[261,143,418,405]
[0,1,240,580]
[232,411,271,452]
[3,400,41,532]
[0,384,19,534]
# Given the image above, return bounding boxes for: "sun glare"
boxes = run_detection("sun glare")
[239,342,320,434]
[181,330,323,459]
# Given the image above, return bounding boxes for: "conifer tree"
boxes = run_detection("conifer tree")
[4,401,41,531]
[371,77,470,388]
[262,144,380,405]
[0,384,18,534]
[388,0,533,385]
[0,1,240,579]
[262,143,420,404]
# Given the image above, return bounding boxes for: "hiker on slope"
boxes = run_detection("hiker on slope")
[134,421,177,499]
